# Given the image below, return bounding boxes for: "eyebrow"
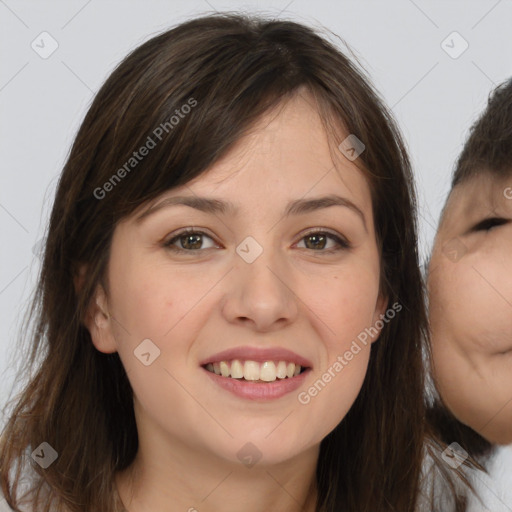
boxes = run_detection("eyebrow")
[135,194,367,231]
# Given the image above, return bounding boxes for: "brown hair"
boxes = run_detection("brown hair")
[452,77,512,187]
[1,12,468,512]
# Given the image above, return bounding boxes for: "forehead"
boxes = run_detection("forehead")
[173,92,372,210]
[125,91,377,236]
[439,172,512,233]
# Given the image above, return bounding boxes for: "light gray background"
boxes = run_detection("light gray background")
[1,0,512,508]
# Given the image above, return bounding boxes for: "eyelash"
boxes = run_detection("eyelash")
[472,217,508,232]
[163,228,351,255]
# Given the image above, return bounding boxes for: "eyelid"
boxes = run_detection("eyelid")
[470,217,509,232]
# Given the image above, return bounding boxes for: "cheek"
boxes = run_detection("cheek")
[430,257,512,442]
[444,360,512,444]
[297,352,371,449]
[320,267,381,342]
[297,266,380,434]
[109,254,213,340]
[471,256,512,352]
[107,257,204,397]
[107,261,214,436]
[430,266,490,391]
[444,261,512,354]
[110,266,170,339]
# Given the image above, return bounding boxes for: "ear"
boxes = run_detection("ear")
[370,292,389,344]
[83,283,118,354]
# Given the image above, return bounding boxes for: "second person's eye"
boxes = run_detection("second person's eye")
[472,217,509,232]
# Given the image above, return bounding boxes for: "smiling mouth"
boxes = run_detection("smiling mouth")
[203,360,309,382]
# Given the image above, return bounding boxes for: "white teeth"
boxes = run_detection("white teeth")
[276,361,287,379]
[244,361,260,381]
[230,359,244,378]
[205,359,304,381]
[260,361,276,382]
[220,361,230,377]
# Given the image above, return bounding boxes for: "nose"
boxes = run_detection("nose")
[221,247,299,332]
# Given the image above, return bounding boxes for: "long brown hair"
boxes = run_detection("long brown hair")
[1,12,468,511]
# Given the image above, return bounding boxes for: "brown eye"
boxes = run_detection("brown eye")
[304,233,328,250]
[297,230,350,253]
[178,233,203,250]
[164,229,217,253]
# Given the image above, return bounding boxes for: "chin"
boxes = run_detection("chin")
[217,433,313,468]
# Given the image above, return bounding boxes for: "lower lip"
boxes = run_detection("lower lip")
[202,367,310,401]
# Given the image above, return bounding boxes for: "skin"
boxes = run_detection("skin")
[85,90,387,512]
[428,172,512,444]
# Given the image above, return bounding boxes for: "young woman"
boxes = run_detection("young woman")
[1,12,469,512]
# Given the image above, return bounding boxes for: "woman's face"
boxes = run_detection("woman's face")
[428,173,512,444]
[87,91,386,467]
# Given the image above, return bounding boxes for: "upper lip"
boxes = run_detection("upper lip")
[199,346,313,368]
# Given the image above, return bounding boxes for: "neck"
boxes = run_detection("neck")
[115,437,319,512]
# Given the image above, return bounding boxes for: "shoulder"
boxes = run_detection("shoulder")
[467,444,512,512]
[0,494,15,512]
[0,486,34,512]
